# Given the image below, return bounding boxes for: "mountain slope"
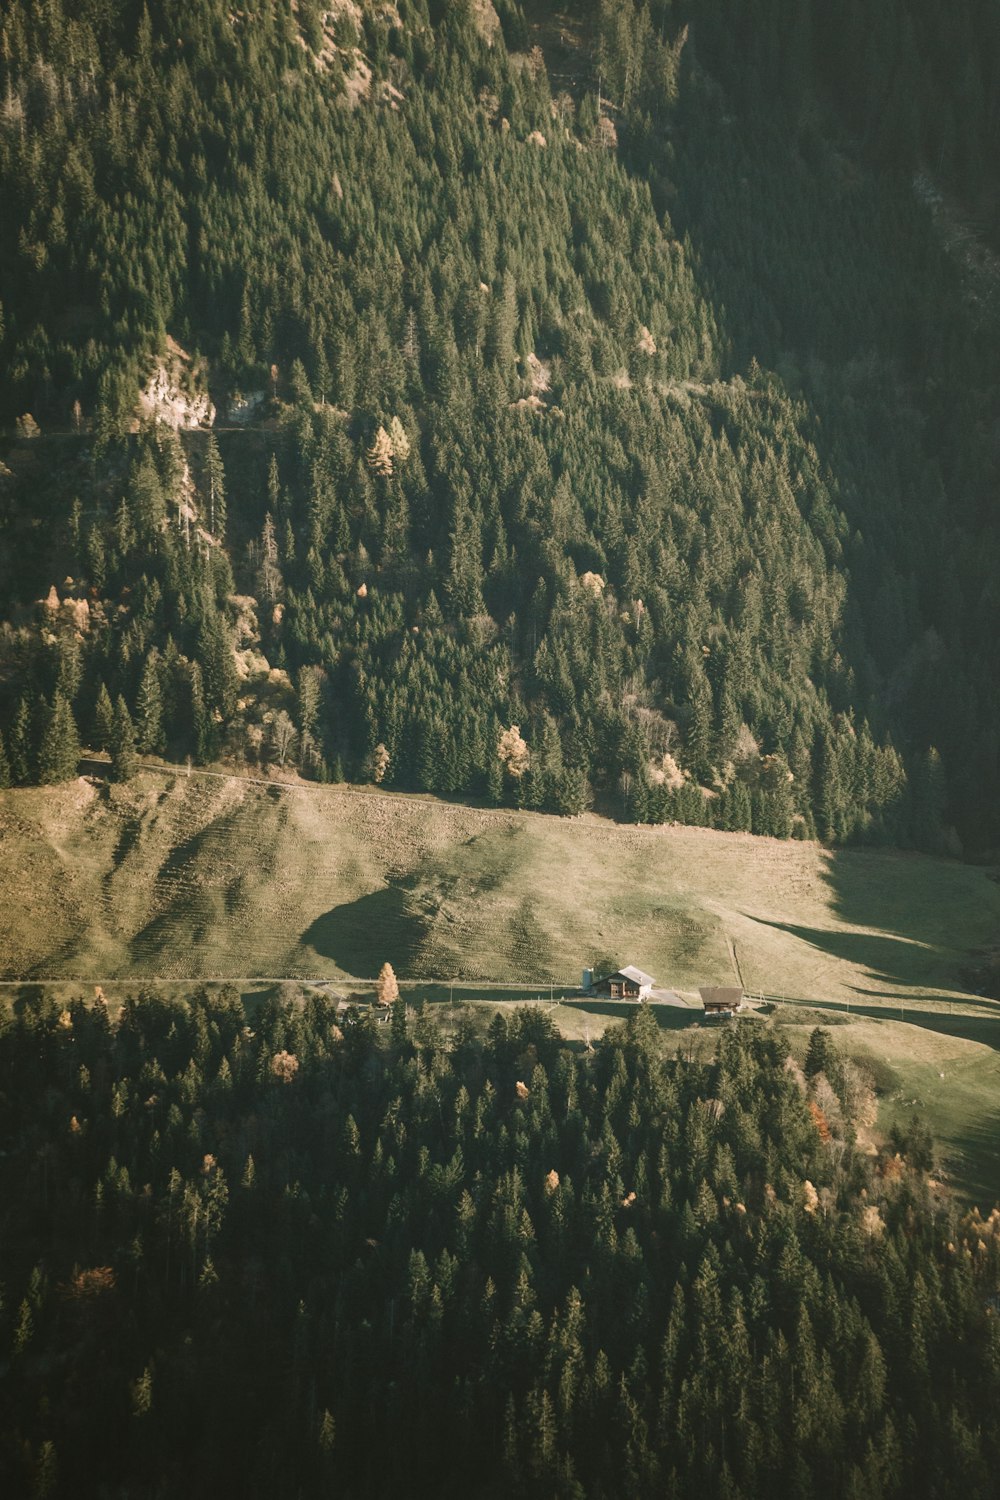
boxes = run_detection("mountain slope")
[2,775,998,1012]
[0,0,997,851]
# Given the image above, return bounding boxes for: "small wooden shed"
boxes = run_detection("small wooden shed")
[700,986,745,1018]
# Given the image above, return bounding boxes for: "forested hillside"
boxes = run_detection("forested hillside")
[1,0,998,850]
[3,992,1000,1498]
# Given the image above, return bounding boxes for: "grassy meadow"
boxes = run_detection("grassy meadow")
[2,768,1000,1202]
[2,768,998,998]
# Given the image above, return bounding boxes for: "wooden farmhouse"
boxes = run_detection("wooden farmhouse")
[583,965,655,1001]
[700,986,745,1018]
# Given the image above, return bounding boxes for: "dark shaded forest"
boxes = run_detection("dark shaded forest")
[0,0,998,851]
[2,989,999,1498]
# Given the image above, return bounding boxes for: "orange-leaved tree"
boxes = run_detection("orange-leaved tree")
[376,962,399,1007]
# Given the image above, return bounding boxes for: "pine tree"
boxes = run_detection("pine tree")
[37,692,81,783]
[110,696,139,782]
[203,432,226,540]
[8,696,33,785]
[188,661,214,763]
[724,780,753,832]
[296,665,322,742]
[814,727,846,843]
[256,513,282,604]
[198,614,238,723]
[685,665,714,783]
[0,728,11,789]
[91,682,115,752]
[804,1027,833,1079]
[267,453,280,513]
[390,994,408,1046]
[135,651,165,754]
[913,746,948,853]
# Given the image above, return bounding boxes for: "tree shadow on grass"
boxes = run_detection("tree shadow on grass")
[778,995,1000,1052]
[828,842,995,927]
[754,841,1000,999]
[560,999,700,1033]
[301,881,428,978]
[750,913,951,990]
[846,984,1000,1017]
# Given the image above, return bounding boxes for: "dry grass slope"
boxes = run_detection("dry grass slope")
[3,770,1000,1204]
[1,773,998,1010]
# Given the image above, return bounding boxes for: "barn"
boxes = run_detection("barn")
[699,986,745,1018]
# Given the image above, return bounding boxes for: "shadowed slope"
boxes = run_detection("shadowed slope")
[0,777,997,1011]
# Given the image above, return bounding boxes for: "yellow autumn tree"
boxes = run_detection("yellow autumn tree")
[271,1050,299,1083]
[366,425,394,477]
[370,742,390,783]
[498,723,530,778]
[376,961,399,1006]
[388,415,410,463]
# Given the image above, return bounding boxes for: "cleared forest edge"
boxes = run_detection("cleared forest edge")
[1,773,998,1013]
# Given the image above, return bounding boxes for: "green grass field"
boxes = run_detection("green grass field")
[2,769,997,1000]
[2,769,999,1203]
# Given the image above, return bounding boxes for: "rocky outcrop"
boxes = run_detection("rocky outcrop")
[227,390,267,425]
[138,341,215,429]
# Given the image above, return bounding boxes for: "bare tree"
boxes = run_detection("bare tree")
[269,710,297,768]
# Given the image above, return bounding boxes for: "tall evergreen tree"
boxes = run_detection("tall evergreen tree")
[37,692,81,784]
[110,696,139,782]
[203,432,227,540]
[8,696,33,786]
[188,661,214,763]
[91,683,115,753]
[135,651,166,755]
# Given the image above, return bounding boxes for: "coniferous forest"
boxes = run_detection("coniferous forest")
[1,0,999,849]
[6,5,1000,1497]
[3,989,1000,1499]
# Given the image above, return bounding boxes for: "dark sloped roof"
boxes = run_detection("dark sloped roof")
[699,986,744,1007]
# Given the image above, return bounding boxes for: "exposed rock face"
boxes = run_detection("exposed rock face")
[227,389,267,425]
[139,359,215,429]
[526,352,551,392]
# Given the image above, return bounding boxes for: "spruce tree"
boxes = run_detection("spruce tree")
[135,651,165,755]
[91,682,115,752]
[724,780,753,832]
[203,432,226,540]
[37,692,81,783]
[188,661,214,763]
[197,614,237,723]
[913,746,948,853]
[8,696,33,785]
[0,728,11,789]
[110,696,139,782]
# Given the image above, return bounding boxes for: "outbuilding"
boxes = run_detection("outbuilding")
[700,986,745,1018]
